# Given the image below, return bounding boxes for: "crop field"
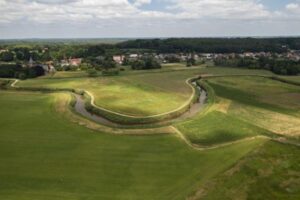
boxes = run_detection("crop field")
[0,91,266,200]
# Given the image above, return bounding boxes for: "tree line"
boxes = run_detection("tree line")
[214,57,300,75]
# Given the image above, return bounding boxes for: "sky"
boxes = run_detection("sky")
[0,0,300,39]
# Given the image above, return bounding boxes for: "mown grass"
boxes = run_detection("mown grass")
[191,141,300,200]
[206,76,300,115]
[18,73,192,116]
[279,75,300,84]
[177,111,271,146]
[177,75,300,145]
[17,67,273,117]
[0,91,265,200]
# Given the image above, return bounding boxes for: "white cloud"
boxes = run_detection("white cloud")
[286,3,300,13]
[0,0,277,24]
[0,0,300,38]
[168,0,271,20]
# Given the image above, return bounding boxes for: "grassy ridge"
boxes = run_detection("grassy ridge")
[177,111,271,146]
[206,76,300,115]
[176,75,300,146]
[0,91,265,200]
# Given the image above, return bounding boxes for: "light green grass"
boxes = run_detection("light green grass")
[177,111,271,146]
[43,71,88,78]
[0,91,265,200]
[18,74,192,116]
[17,67,274,117]
[176,75,300,146]
[192,141,300,200]
[279,75,300,84]
[203,75,300,138]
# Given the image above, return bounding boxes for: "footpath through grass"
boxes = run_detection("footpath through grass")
[0,91,265,200]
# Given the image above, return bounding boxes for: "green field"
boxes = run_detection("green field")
[17,67,273,116]
[0,91,265,200]
[18,71,195,116]
[191,141,300,200]
[1,65,300,199]
[176,75,300,146]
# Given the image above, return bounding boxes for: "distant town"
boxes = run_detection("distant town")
[0,38,300,78]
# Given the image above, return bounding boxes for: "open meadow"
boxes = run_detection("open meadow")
[0,91,266,200]
[17,67,273,117]
[0,65,299,199]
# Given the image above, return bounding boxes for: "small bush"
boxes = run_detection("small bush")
[102,69,119,76]
[87,69,98,77]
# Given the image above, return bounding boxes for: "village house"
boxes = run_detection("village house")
[69,58,82,66]
[61,58,82,67]
[129,54,139,60]
[113,55,125,64]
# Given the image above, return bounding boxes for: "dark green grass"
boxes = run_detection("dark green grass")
[177,111,271,146]
[194,141,300,200]
[206,76,300,115]
[0,91,264,200]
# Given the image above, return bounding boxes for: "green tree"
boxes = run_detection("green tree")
[0,51,14,62]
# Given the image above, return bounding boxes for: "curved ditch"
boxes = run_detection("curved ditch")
[73,81,207,127]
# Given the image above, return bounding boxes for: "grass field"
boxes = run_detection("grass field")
[190,141,300,200]
[17,67,273,116]
[206,76,300,114]
[176,75,300,146]
[279,75,300,84]
[18,73,192,116]
[0,91,266,200]
[1,65,300,199]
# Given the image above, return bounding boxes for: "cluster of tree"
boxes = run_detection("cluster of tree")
[0,64,45,79]
[130,56,161,70]
[117,38,300,53]
[164,55,181,63]
[214,57,300,75]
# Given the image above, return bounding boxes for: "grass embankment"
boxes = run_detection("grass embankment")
[176,75,300,146]
[0,91,265,200]
[278,75,300,85]
[17,67,273,117]
[190,141,300,200]
[18,71,194,117]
